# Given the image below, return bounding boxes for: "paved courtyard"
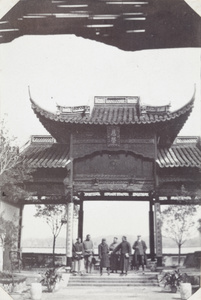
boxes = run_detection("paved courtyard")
[0,269,200,300]
[40,286,183,300]
[1,285,201,300]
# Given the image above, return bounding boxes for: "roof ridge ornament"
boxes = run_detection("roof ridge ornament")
[94,96,139,106]
[56,104,90,115]
[141,103,171,115]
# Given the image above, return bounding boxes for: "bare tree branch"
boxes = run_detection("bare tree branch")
[161,204,198,264]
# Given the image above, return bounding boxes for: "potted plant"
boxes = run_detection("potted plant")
[40,268,62,292]
[0,270,27,299]
[159,269,188,293]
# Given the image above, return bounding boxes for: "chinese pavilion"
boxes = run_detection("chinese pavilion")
[20,92,201,266]
[1,0,201,270]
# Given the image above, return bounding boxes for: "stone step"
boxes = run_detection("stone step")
[69,275,157,279]
[68,273,159,287]
[69,277,157,281]
[68,282,159,286]
[69,279,158,284]
[69,273,158,277]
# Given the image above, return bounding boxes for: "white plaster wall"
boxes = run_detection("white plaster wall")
[0,201,20,225]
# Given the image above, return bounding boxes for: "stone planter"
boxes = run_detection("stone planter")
[54,281,60,292]
[59,273,70,288]
[180,283,192,300]
[0,275,27,294]
[30,282,42,300]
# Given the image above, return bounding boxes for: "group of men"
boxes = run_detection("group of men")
[72,234,147,276]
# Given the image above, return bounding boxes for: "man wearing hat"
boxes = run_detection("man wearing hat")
[132,235,147,274]
[113,236,131,275]
[73,237,84,275]
[83,234,94,273]
[98,238,110,275]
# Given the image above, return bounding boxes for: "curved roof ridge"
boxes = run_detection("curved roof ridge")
[169,86,195,115]
[30,95,58,119]
[30,91,195,125]
[29,92,195,145]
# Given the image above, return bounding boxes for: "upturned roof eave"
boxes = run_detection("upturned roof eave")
[30,93,195,127]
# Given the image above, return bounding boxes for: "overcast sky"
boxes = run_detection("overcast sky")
[0,1,200,244]
[0,36,200,147]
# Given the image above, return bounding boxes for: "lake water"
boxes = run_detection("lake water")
[22,247,201,255]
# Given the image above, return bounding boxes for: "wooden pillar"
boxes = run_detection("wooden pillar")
[18,205,24,250]
[153,134,162,266]
[149,198,155,261]
[65,133,74,267]
[154,201,163,266]
[78,196,84,241]
[66,201,74,267]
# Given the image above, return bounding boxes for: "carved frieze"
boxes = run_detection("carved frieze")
[72,123,155,158]
[74,139,106,144]
[123,139,154,144]
[74,174,152,180]
[73,180,154,192]
[73,140,155,159]
[74,153,153,179]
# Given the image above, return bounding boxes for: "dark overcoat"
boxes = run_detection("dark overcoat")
[98,243,110,268]
[113,241,131,272]
[133,240,147,265]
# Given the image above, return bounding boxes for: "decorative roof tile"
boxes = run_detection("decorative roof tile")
[23,136,201,169]
[30,93,195,146]
[30,94,194,126]
[22,143,69,168]
[157,146,201,168]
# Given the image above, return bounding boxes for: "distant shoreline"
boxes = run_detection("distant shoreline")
[21,247,201,255]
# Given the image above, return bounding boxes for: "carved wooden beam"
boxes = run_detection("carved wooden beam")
[0,0,200,50]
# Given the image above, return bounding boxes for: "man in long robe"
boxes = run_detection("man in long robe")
[73,237,84,275]
[109,237,119,273]
[83,234,94,273]
[113,236,131,275]
[98,238,110,275]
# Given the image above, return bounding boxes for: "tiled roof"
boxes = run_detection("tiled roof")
[23,143,69,168]
[23,136,201,169]
[157,145,201,168]
[31,96,194,126]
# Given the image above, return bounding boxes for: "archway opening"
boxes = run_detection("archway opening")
[83,201,150,253]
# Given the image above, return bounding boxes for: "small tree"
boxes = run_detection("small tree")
[0,118,34,203]
[0,117,34,269]
[161,205,198,265]
[34,204,66,266]
[0,213,19,249]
